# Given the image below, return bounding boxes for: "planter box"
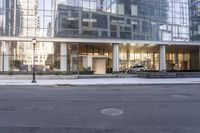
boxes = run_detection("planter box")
[138,72,177,78]
[79,71,94,75]
[138,72,200,78]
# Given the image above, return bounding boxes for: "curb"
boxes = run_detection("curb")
[1,82,200,86]
[56,83,200,86]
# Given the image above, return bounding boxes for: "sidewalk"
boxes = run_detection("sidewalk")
[0,74,137,80]
[0,78,199,86]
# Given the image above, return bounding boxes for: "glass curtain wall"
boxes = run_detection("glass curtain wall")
[119,44,199,72]
[166,52,191,71]
[0,0,190,41]
[0,0,198,73]
[0,42,114,74]
[190,0,200,41]
[0,41,81,73]
[0,41,60,72]
[119,44,160,71]
[78,43,112,74]
[166,45,200,71]
[1,42,199,72]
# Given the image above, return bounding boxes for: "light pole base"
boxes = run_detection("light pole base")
[32,80,37,83]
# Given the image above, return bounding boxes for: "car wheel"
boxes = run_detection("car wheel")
[127,70,132,74]
[140,69,144,72]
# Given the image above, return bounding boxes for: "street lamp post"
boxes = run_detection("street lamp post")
[2,51,4,72]
[32,37,37,83]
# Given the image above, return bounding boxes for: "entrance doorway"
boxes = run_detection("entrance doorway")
[93,58,106,74]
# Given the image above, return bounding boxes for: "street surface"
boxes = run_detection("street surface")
[0,84,200,133]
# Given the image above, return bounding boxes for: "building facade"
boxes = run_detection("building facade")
[0,0,199,74]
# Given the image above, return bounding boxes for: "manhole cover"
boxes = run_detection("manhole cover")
[170,94,188,98]
[101,108,124,116]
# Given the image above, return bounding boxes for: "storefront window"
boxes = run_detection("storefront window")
[119,44,160,71]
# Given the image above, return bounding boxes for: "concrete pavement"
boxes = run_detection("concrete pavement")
[0,77,199,86]
[0,85,200,133]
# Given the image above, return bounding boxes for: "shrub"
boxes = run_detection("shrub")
[8,71,13,75]
[37,71,44,75]
[54,71,72,75]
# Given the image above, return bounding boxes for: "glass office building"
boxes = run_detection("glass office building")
[0,0,199,74]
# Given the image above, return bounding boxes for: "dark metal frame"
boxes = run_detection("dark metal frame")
[32,38,37,83]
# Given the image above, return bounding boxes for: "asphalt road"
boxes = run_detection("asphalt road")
[0,84,200,133]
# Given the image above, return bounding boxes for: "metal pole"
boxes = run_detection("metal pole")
[2,51,4,72]
[32,43,36,83]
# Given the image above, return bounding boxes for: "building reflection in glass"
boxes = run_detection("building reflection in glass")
[0,0,190,41]
[0,0,199,73]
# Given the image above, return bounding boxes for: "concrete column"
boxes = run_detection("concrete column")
[4,42,10,71]
[0,42,11,72]
[60,43,67,71]
[160,45,166,71]
[126,44,130,68]
[112,43,119,73]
